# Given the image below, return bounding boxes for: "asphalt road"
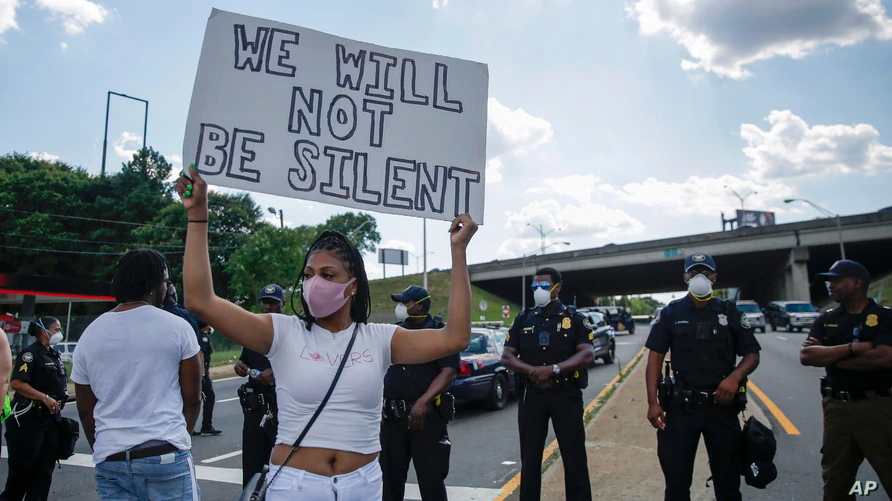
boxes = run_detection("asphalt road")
[2,324,888,499]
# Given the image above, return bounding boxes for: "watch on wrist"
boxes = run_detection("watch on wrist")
[552,364,561,375]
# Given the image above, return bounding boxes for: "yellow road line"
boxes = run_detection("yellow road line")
[492,346,647,501]
[747,381,801,435]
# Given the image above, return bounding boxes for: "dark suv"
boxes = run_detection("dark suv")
[585,306,635,334]
[764,301,821,332]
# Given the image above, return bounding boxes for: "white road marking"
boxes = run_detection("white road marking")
[776,335,788,341]
[217,397,239,403]
[1,446,503,498]
[201,450,242,463]
[213,376,241,383]
[616,341,635,345]
[501,460,517,465]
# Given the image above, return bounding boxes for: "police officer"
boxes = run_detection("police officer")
[163,283,221,436]
[800,260,892,498]
[195,322,220,436]
[381,285,458,501]
[0,316,68,501]
[233,283,281,487]
[501,267,594,501]
[645,252,761,501]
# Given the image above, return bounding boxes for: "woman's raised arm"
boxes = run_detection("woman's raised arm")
[175,165,274,354]
[391,214,477,364]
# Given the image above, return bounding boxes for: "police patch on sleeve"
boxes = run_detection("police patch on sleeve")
[22,352,33,363]
[19,364,27,373]
[588,332,594,341]
[740,313,751,329]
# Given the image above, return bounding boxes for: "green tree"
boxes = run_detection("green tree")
[318,212,380,253]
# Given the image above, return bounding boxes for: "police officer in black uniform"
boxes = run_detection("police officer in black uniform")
[233,283,282,487]
[163,283,221,436]
[0,316,68,501]
[645,252,761,501]
[800,259,892,498]
[501,267,594,501]
[195,322,221,435]
[381,285,458,501]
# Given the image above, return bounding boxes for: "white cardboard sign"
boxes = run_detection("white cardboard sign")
[184,9,489,223]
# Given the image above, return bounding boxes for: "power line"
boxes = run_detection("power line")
[0,207,249,235]
[0,243,223,257]
[0,231,237,250]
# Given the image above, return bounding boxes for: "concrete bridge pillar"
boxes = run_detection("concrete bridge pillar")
[784,247,811,301]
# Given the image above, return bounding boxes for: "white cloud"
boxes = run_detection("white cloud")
[499,195,646,258]
[432,0,448,9]
[36,0,108,35]
[28,151,60,162]
[485,97,554,183]
[741,110,892,179]
[112,131,141,160]
[0,0,19,37]
[628,0,892,79]
[59,41,67,50]
[598,174,794,216]
[487,97,553,158]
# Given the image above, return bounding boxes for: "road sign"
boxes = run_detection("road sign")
[479,300,488,311]
[502,305,510,318]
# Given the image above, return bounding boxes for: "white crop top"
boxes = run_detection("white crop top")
[268,314,396,454]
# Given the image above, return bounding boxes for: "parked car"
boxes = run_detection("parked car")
[735,301,766,333]
[764,301,820,332]
[56,342,77,363]
[581,311,616,365]
[585,306,635,334]
[451,327,516,410]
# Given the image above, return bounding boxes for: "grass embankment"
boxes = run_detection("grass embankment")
[868,272,892,307]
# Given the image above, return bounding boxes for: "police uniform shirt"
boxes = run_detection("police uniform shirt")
[383,315,459,401]
[505,301,594,367]
[646,295,760,390]
[12,341,67,398]
[809,299,892,391]
[163,303,201,334]
[239,347,275,393]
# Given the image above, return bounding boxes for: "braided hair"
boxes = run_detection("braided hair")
[113,249,169,304]
[28,316,59,338]
[293,230,371,328]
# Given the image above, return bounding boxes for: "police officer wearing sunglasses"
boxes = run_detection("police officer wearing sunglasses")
[501,267,594,501]
[645,252,761,501]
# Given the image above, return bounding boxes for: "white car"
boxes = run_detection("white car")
[56,342,77,363]
[736,301,767,333]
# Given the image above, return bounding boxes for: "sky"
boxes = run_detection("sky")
[2,0,891,289]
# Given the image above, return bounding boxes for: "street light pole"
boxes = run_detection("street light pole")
[724,185,757,210]
[521,241,570,311]
[784,198,845,260]
[267,207,284,228]
[101,91,149,177]
[527,223,560,254]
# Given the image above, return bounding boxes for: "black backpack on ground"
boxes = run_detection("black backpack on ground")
[740,415,777,488]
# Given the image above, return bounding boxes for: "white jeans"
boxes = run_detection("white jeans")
[265,460,383,500]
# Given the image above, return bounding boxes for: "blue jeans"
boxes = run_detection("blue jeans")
[95,450,199,501]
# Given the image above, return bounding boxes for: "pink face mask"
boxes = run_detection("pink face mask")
[302,276,357,319]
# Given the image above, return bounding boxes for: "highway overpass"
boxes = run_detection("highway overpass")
[469,210,892,307]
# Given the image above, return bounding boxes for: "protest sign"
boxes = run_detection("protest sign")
[184,9,489,223]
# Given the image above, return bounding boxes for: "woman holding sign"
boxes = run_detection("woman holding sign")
[175,165,477,499]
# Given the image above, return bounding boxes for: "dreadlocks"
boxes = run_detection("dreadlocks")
[113,249,169,304]
[296,230,371,327]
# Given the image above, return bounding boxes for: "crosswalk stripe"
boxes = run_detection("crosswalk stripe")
[1,446,502,499]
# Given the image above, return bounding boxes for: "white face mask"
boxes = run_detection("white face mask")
[533,287,553,308]
[394,303,409,322]
[687,274,714,298]
[48,331,63,346]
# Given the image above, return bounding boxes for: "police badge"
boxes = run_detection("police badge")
[717,314,728,326]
